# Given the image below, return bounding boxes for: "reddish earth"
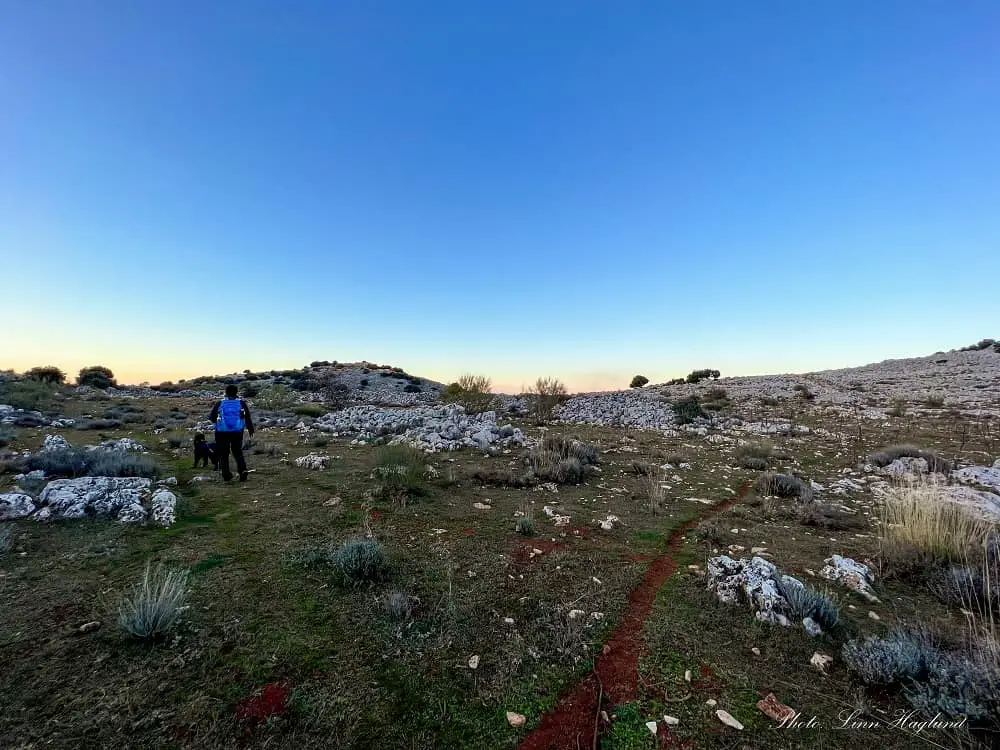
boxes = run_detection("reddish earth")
[510,539,567,565]
[517,485,748,750]
[235,681,291,724]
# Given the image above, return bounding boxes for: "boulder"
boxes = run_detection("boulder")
[294,453,330,470]
[819,555,879,602]
[953,464,1000,494]
[40,434,72,452]
[707,555,804,627]
[149,489,177,526]
[37,476,153,521]
[0,491,36,520]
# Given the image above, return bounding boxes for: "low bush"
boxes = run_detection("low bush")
[792,383,815,401]
[629,375,649,388]
[382,590,413,621]
[685,368,720,384]
[76,418,124,431]
[118,563,189,640]
[0,379,57,411]
[336,538,388,586]
[671,396,707,425]
[515,516,535,536]
[525,377,568,423]
[929,563,999,614]
[842,629,937,685]
[77,366,116,389]
[26,448,159,479]
[904,650,1000,723]
[886,398,907,417]
[666,377,686,386]
[777,578,840,631]
[0,429,14,449]
[371,445,428,504]
[924,394,945,408]
[960,338,996,352]
[253,384,298,411]
[869,443,951,472]
[754,472,813,502]
[293,405,327,418]
[799,505,866,530]
[440,374,493,414]
[740,456,769,471]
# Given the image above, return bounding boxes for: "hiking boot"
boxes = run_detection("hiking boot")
[239,471,248,482]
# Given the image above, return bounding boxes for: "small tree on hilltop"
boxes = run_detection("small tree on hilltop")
[26,366,66,385]
[526,377,568,424]
[77,366,116,389]
[630,375,649,388]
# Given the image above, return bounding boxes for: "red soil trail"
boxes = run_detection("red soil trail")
[518,485,748,750]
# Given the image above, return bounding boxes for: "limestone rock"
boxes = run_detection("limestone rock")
[819,555,879,602]
[0,492,36,520]
[40,434,72,452]
[716,709,744,730]
[294,453,330,470]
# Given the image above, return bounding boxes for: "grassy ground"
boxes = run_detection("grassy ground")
[1,393,997,748]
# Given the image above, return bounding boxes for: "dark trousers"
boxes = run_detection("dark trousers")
[214,430,247,480]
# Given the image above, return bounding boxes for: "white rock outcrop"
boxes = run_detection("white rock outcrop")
[0,491,36,520]
[819,555,879,602]
[707,555,804,628]
[314,404,527,452]
[33,476,175,526]
[295,453,330,470]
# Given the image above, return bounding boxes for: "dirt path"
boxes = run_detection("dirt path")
[518,486,747,750]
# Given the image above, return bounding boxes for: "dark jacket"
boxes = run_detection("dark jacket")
[209,399,255,435]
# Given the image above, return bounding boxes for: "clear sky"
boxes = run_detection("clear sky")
[2,1,998,393]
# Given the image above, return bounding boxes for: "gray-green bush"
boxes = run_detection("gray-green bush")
[117,564,189,640]
[842,630,937,685]
[336,538,388,585]
[26,448,159,479]
[777,578,840,631]
[754,472,814,502]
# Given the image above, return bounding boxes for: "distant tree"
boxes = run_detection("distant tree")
[685,369,721,384]
[77,366,116,389]
[26,366,66,385]
[629,375,649,388]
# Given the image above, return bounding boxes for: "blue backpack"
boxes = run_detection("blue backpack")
[216,398,245,432]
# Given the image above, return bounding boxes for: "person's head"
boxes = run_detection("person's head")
[225,384,238,398]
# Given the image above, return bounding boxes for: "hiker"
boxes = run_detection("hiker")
[209,384,255,481]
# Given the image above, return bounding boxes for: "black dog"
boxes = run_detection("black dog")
[193,432,219,469]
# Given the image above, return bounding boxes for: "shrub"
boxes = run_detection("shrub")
[371,445,428,504]
[166,436,185,449]
[516,516,535,536]
[293,405,327,418]
[524,436,599,485]
[382,590,413,621]
[0,523,12,555]
[740,456,768,471]
[735,442,774,465]
[76,418,123,430]
[671,396,707,425]
[868,444,951,472]
[960,338,996,352]
[312,436,330,448]
[253,384,298,411]
[929,564,999,614]
[842,630,937,685]
[525,377,568,423]
[777,578,840,631]
[886,398,907,417]
[0,379,57,411]
[117,563,189,640]
[240,383,260,398]
[336,538,388,585]
[628,460,655,476]
[0,429,14,449]
[440,374,493,414]
[879,482,995,566]
[666,377,686,386]
[924,394,945,408]
[799,505,866,530]
[25,366,66,384]
[629,375,649,388]
[324,376,352,410]
[702,386,729,407]
[77,366,116,389]
[26,448,159,479]
[754,472,814,502]
[403,384,422,393]
[792,383,815,401]
[542,435,599,465]
[904,650,1000,722]
[685,369,720,384]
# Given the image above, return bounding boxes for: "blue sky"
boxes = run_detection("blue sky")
[2,1,998,392]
